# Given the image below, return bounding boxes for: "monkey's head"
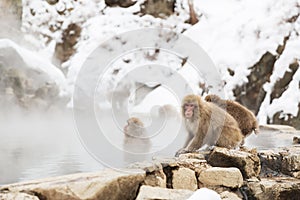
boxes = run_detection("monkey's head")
[293,136,300,144]
[204,94,221,103]
[128,117,144,126]
[182,95,201,120]
[124,117,145,137]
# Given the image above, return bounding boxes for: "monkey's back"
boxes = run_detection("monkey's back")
[201,102,243,149]
[205,94,258,137]
[224,100,258,136]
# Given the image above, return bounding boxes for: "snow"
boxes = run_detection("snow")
[187,188,221,200]
[18,0,300,121]
[184,0,296,97]
[184,0,300,122]
[258,29,300,122]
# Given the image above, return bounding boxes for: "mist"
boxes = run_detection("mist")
[0,111,101,184]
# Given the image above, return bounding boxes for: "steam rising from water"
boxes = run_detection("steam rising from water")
[0,110,102,185]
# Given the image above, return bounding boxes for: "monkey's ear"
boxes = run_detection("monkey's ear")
[204,95,210,101]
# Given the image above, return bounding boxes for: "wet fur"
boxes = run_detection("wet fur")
[123,117,151,153]
[124,117,145,137]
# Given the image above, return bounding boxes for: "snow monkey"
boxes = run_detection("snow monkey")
[124,117,146,137]
[205,94,259,138]
[176,94,243,156]
[123,117,151,153]
[158,104,180,119]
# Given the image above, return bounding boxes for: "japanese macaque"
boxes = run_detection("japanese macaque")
[158,104,180,119]
[123,117,151,153]
[176,94,243,156]
[293,137,300,144]
[124,117,145,137]
[205,94,259,138]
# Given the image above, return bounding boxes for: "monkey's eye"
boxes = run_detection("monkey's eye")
[184,103,196,108]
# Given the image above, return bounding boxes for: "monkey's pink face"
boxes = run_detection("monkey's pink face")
[184,103,196,119]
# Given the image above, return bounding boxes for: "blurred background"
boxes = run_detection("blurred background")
[0,0,299,185]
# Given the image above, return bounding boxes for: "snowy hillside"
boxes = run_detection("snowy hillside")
[1,0,300,127]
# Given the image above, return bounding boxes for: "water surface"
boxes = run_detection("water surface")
[1,111,298,185]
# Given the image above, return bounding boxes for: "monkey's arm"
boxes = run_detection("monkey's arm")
[183,132,194,148]
[175,132,194,157]
[175,132,203,156]
[186,134,203,151]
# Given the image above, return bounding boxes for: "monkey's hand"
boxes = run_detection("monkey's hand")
[196,144,215,152]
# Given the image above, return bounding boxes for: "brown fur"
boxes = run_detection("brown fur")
[124,117,145,137]
[205,94,259,137]
[158,104,179,119]
[293,137,300,144]
[180,94,243,151]
[123,117,151,153]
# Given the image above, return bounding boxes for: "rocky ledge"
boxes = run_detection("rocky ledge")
[1,128,300,200]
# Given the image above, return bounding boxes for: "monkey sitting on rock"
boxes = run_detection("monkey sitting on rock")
[176,94,244,156]
[205,94,259,139]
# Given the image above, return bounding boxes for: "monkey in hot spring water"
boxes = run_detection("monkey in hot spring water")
[123,117,151,153]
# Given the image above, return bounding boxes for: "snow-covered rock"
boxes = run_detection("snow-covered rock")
[0,39,68,110]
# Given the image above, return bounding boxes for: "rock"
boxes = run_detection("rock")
[140,0,175,18]
[272,106,300,130]
[178,158,209,173]
[178,153,206,160]
[245,177,300,200]
[198,167,243,188]
[1,169,145,200]
[233,51,276,115]
[220,191,242,200]
[279,147,300,178]
[259,124,296,132]
[105,0,137,8]
[136,185,193,200]
[177,153,209,174]
[270,61,299,103]
[151,157,180,189]
[129,161,167,188]
[144,170,166,188]
[258,149,284,177]
[54,23,81,66]
[0,191,39,200]
[152,156,179,168]
[270,61,300,129]
[144,166,167,188]
[46,0,59,5]
[0,39,67,110]
[259,146,300,178]
[208,147,261,179]
[172,167,198,191]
